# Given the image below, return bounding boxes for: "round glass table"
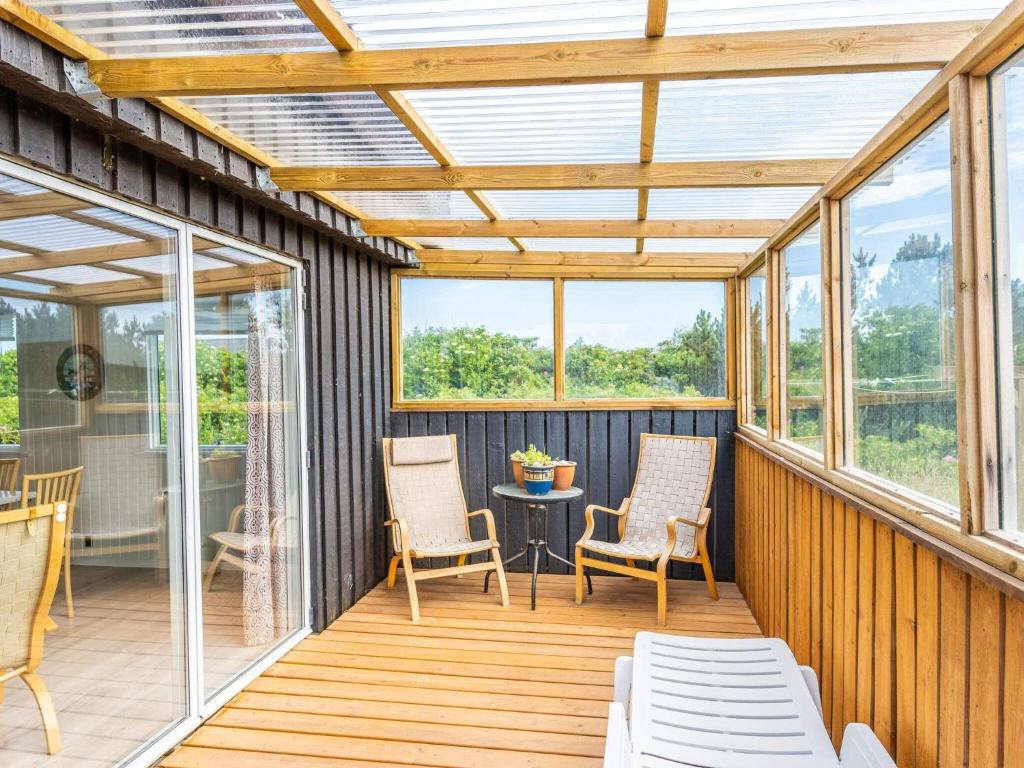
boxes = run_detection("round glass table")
[485,483,593,610]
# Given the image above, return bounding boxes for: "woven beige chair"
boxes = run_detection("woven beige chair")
[383,435,510,622]
[574,433,718,625]
[0,500,69,755]
[23,467,82,618]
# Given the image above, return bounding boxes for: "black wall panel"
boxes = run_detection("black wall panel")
[390,409,737,582]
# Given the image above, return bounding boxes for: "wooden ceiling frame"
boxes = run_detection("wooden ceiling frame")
[360,219,783,238]
[292,0,521,252]
[636,0,669,252]
[86,21,984,97]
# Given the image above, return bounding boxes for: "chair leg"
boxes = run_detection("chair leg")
[21,672,60,755]
[62,548,73,619]
[656,559,669,626]
[626,558,640,580]
[204,545,228,592]
[490,547,510,607]
[574,546,585,605]
[401,549,420,622]
[698,543,719,601]
[455,553,467,578]
[386,555,400,589]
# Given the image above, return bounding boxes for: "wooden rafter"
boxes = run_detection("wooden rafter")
[637,0,670,251]
[362,219,782,238]
[86,21,984,98]
[270,159,843,191]
[291,1,519,251]
[415,250,747,268]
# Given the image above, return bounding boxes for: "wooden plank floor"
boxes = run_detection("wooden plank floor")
[161,573,761,768]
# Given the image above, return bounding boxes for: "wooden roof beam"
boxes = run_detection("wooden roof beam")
[362,219,782,238]
[638,0,670,251]
[415,250,747,269]
[87,21,984,97]
[271,159,842,191]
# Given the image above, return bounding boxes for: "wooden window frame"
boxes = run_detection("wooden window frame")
[390,271,736,412]
[737,1,1024,583]
[737,256,769,432]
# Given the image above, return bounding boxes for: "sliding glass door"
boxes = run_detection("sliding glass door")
[0,161,309,768]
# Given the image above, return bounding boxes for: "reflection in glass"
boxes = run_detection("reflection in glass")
[564,281,726,399]
[0,171,188,766]
[992,54,1024,534]
[843,118,959,509]
[194,241,304,698]
[748,267,768,429]
[400,278,554,400]
[783,223,824,453]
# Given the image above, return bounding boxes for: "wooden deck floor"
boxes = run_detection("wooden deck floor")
[160,572,761,768]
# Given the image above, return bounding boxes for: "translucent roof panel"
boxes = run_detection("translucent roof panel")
[337,0,648,48]
[178,94,434,166]
[109,253,223,274]
[0,176,46,196]
[200,246,264,265]
[664,1,1002,35]
[656,72,936,161]
[417,237,518,250]
[521,238,638,252]
[485,190,638,219]
[342,192,486,219]
[24,0,333,58]
[404,85,642,164]
[0,216,137,252]
[645,188,817,219]
[78,207,175,239]
[644,238,765,253]
[19,265,136,285]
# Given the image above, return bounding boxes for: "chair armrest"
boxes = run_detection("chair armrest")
[227,503,246,533]
[467,508,498,541]
[603,702,633,768]
[613,656,633,706]
[799,665,823,718]
[664,508,712,553]
[578,500,629,544]
[384,517,411,551]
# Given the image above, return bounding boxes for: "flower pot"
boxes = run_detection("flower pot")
[511,459,525,488]
[553,460,576,491]
[205,454,242,483]
[522,464,554,495]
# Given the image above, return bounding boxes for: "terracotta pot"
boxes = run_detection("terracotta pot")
[205,454,242,483]
[511,459,525,488]
[553,460,576,491]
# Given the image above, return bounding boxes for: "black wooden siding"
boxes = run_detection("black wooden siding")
[390,409,737,582]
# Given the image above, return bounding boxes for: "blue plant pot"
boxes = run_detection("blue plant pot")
[522,464,554,495]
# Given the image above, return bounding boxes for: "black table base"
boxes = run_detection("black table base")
[484,502,593,610]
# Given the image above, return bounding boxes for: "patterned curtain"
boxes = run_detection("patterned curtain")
[242,277,289,646]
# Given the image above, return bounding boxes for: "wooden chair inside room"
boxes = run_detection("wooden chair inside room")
[0,457,21,492]
[382,435,510,622]
[22,467,83,618]
[0,500,70,755]
[575,433,718,625]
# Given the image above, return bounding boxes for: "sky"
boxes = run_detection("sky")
[401,277,725,350]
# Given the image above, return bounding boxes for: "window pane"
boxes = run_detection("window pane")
[992,52,1024,535]
[747,266,768,428]
[0,171,189,766]
[564,281,726,399]
[400,278,554,400]
[783,223,824,453]
[192,240,305,699]
[843,118,959,509]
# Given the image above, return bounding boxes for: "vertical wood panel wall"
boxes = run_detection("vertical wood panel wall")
[393,409,737,582]
[735,437,1024,766]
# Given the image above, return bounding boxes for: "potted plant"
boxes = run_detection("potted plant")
[553,459,577,491]
[204,446,242,483]
[510,444,551,488]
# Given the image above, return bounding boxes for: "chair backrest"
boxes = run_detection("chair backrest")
[0,502,67,673]
[382,435,469,552]
[22,466,83,529]
[0,456,20,492]
[623,434,716,555]
[77,435,162,537]
[839,724,896,768]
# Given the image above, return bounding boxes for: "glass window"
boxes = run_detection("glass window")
[782,223,824,453]
[399,277,554,401]
[563,281,726,399]
[842,118,959,510]
[193,239,305,699]
[992,51,1024,535]
[747,264,769,429]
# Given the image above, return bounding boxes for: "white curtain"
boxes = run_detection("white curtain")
[242,278,289,646]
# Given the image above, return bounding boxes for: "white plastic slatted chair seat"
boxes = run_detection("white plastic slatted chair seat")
[630,633,839,768]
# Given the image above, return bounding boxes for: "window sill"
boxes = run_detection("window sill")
[736,430,1024,597]
[392,397,737,412]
